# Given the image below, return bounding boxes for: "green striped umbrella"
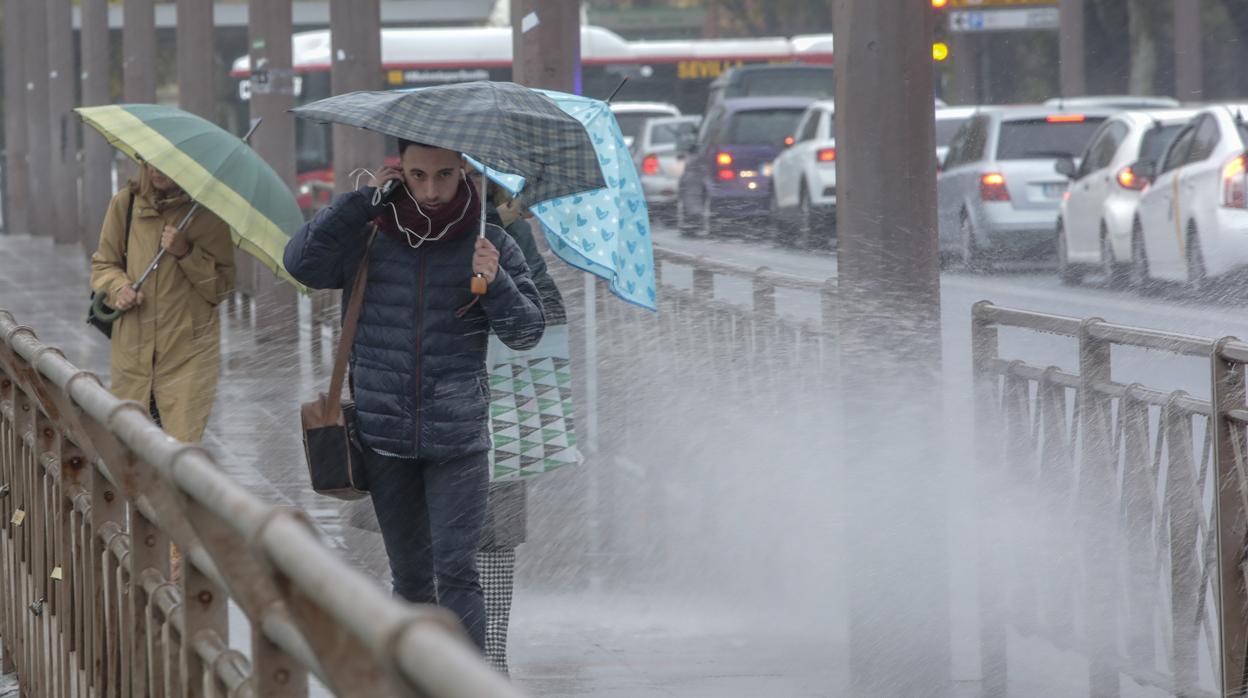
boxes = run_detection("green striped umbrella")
[75,104,305,289]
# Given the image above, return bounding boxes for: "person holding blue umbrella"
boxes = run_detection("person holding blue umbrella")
[283,139,547,651]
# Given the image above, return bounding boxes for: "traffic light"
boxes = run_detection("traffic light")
[932,42,950,62]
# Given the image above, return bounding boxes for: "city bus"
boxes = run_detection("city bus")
[226,25,833,210]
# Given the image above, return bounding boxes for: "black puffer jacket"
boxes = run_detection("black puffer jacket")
[284,188,545,459]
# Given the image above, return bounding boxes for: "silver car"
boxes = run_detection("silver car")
[633,115,700,212]
[938,106,1114,268]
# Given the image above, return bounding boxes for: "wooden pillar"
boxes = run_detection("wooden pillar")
[177,0,217,121]
[3,0,30,234]
[1059,0,1086,97]
[833,0,950,694]
[511,0,582,93]
[248,0,298,338]
[1174,0,1202,102]
[330,0,384,194]
[48,0,79,245]
[123,0,156,103]
[23,0,52,237]
[81,0,115,255]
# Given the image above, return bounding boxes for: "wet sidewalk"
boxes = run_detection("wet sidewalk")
[0,234,846,697]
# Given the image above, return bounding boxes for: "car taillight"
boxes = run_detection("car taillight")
[716,152,733,166]
[1117,166,1146,191]
[1223,155,1248,208]
[717,169,736,181]
[979,172,1010,201]
[1047,114,1086,123]
[642,154,660,176]
[816,147,836,163]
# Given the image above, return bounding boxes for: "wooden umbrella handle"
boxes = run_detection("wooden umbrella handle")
[470,273,488,295]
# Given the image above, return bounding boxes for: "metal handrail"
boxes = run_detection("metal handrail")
[971,300,1248,697]
[0,308,521,697]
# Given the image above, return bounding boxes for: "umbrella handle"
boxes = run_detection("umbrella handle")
[471,168,488,297]
[91,289,126,322]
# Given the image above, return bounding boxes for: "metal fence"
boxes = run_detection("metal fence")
[523,247,839,585]
[0,309,521,697]
[972,301,1248,698]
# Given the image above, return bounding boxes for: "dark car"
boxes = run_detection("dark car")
[676,96,814,236]
[704,64,834,115]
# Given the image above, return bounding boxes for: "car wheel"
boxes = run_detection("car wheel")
[700,190,713,237]
[798,181,813,247]
[677,194,696,236]
[1129,220,1151,291]
[770,190,792,244]
[960,210,985,272]
[1058,220,1081,285]
[1098,224,1128,288]
[1186,223,1209,292]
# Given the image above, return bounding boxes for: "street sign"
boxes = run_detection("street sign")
[948,0,1057,7]
[950,7,1060,32]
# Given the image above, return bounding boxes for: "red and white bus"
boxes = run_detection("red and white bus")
[226,25,833,209]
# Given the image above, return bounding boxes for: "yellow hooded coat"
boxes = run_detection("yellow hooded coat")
[89,186,235,442]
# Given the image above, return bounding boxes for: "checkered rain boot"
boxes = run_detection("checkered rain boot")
[478,549,517,675]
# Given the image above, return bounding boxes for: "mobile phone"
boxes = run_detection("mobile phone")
[378,178,403,204]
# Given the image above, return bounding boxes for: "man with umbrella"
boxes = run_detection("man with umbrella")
[283,139,546,651]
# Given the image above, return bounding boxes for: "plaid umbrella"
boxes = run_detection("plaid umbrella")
[290,82,605,207]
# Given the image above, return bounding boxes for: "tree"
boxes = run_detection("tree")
[707,0,833,36]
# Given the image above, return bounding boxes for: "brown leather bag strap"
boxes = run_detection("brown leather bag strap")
[326,227,378,421]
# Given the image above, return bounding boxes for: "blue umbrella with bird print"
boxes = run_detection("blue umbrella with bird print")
[465,89,658,311]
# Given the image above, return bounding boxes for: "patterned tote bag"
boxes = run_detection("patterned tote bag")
[486,324,579,481]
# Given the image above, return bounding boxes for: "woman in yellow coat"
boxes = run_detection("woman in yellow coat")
[90,164,235,443]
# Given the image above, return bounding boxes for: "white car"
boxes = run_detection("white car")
[935,106,977,166]
[770,99,837,244]
[1055,109,1196,285]
[1132,104,1248,289]
[610,101,681,150]
[1043,95,1182,110]
[937,106,1113,268]
[633,115,700,214]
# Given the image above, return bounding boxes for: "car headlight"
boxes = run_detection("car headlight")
[762,162,774,177]
[298,183,313,196]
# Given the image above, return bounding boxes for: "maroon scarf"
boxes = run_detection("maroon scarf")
[373,177,481,246]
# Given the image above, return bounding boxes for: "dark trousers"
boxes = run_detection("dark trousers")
[366,448,489,650]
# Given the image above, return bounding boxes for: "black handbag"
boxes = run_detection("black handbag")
[86,192,135,338]
[300,231,377,500]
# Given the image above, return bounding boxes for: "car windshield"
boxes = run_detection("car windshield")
[935,118,969,148]
[650,121,697,145]
[729,71,834,99]
[1138,124,1185,163]
[614,112,675,143]
[995,117,1106,160]
[725,109,806,146]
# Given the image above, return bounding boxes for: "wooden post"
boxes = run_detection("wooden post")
[3,0,30,235]
[330,0,384,193]
[248,0,299,340]
[177,0,217,121]
[47,0,80,245]
[80,0,114,259]
[23,0,53,237]
[833,1,949,694]
[1174,0,1202,102]
[1059,0,1086,98]
[123,0,156,103]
